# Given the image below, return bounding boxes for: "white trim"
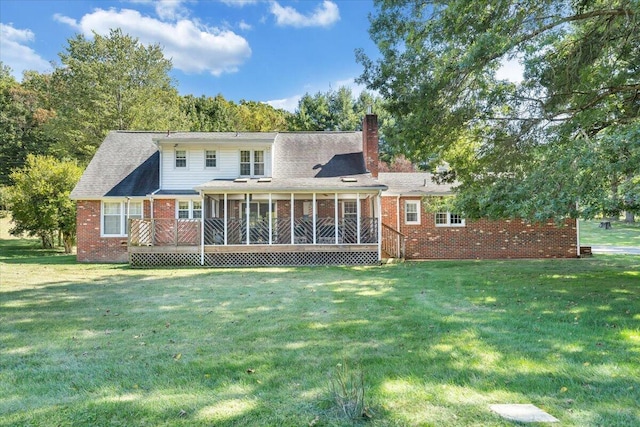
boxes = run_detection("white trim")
[204,149,218,169]
[176,200,202,219]
[175,149,187,169]
[404,200,421,225]
[101,200,142,237]
[435,211,466,227]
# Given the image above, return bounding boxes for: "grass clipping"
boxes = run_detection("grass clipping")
[329,361,371,421]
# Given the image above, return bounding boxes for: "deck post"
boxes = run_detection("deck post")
[245,193,250,245]
[334,193,339,244]
[312,193,317,244]
[200,193,205,265]
[268,193,273,245]
[224,193,228,245]
[290,193,295,244]
[377,191,382,261]
[356,193,361,244]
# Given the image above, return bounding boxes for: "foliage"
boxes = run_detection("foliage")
[46,29,187,163]
[358,0,640,220]
[8,154,82,252]
[181,95,293,132]
[0,63,55,185]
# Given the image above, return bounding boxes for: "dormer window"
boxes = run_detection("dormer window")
[175,150,187,168]
[240,150,265,176]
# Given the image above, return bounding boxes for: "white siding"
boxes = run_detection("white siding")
[161,144,272,190]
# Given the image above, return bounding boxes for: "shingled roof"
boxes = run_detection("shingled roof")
[71,130,386,199]
[70,131,160,199]
[377,172,455,196]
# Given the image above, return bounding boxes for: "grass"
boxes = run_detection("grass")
[580,219,640,247]
[1,230,639,426]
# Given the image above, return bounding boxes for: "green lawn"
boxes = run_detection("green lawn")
[580,219,640,247]
[1,233,639,426]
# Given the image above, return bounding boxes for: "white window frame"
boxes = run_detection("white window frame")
[176,200,202,219]
[404,200,421,225]
[342,200,357,220]
[239,149,265,177]
[101,200,143,237]
[205,150,217,168]
[175,149,187,168]
[435,211,466,227]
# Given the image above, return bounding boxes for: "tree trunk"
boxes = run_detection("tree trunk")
[63,232,74,254]
[625,211,635,223]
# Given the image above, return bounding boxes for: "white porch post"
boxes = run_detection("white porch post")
[290,193,295,244]
[312,193,317,244]
[200,192,205,266]
[245,193,250,245]
[268,193,273,245]
[356,193,361,244]
[223,193,228,245]
[334,193,339,244]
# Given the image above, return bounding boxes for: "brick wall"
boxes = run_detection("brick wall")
[76,200,129,263]
[381,196,578,259]
[76,199,175,263]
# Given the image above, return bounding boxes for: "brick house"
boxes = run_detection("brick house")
[70,114,578,266]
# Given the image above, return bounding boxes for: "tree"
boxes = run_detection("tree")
[8,154,83,252]
[47,29,187,163]
[358,0,640,221]
[0,64,55,185]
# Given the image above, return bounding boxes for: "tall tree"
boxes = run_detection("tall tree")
[0,64,55,185]
[358,0,640,220]
[8,155,83,252]
[47,29,187,163]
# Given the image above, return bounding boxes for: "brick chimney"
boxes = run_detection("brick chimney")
[362,113,379,178]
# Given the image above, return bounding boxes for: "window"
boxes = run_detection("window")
[405,200,420,224]
[435,211,466,227]
[343,200,357,221]
[178,201,190,219]
[254,150,264,175]
[240,149,265,176]
[177,200,202,219]
[205,150,217,168]
[102,201,142,236]
[175,150,187,168]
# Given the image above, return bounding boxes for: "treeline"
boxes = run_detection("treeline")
[0,30,397,186]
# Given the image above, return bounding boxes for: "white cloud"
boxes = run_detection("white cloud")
[238,20,252,31]
[265,95,302,112]
[0,23,51,79]
[270,1,339,28]
[154,0,189,20]
[220,0,259,6]
[54,8,251,76]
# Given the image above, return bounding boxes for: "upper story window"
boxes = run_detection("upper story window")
[205,150,217,168]
[435,212,465,227]
[405,200,420,225]
[175,150,187,168]
[240,150,265,177]
[102,201,143,236]
[177,200,202,219]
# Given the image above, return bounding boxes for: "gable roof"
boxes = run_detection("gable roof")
[71,130,386,199]
[70,131,160,199]
[377,172,455,196]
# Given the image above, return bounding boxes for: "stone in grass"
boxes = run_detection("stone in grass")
[490,404,559,423]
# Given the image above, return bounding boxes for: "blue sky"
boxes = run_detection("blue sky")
[0,0,381,112]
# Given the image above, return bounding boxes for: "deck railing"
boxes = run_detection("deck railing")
[381,223,406,259]
[130,218,379,247]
